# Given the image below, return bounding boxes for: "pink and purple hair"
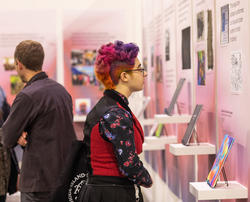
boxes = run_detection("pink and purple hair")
[95,40,139,89]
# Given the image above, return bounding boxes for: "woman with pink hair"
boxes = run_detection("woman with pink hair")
[80,41,152,202]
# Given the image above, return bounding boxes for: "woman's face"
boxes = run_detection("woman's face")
[126,58,147,92]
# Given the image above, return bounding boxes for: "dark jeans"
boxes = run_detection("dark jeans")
[0,195,6,202]
[21,192,52,202]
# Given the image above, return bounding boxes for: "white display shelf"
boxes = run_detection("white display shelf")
[143,136,177,151]
[73,115,87,122]
[169,143,216,156]
[139,118,156,126]
[154,114,191,124]
[189,181,248,200]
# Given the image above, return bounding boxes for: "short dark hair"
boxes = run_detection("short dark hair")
[14,40,44,71]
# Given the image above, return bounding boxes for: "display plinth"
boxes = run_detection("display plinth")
[169,143,216,156]
[143,136,177,151]
[154,114,191,124]
[73,115,87,122]
[189,181,248,200]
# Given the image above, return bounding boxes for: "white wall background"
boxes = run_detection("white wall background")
[0,0,144,115]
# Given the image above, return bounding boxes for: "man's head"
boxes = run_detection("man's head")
[95,40,139,89]
[14,40,44,82]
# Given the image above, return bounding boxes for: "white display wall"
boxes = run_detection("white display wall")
[215,0,250,197]
[142,0,250,201]
[0,0,144,121]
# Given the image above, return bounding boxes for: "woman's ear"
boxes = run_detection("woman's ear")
[119,71,129,82]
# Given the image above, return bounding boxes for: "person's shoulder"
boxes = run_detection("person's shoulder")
[11,91,32,106]
[103,106,131,121]
[32,78,67,92]
[22,78,69,99]
[20,82,41,98]
[47,78,68,90]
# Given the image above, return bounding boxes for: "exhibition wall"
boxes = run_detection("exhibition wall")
[0,0,249,201]
[0,10,57,104]
[142,0,250,201]
[0,0,143,139]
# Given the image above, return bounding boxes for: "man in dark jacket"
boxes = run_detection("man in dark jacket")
[0,40,76,202]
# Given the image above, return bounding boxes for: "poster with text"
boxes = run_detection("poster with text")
[216,0,249,145]
[220,4,229,45]
[216,0,250,188]
[230,51,242,94]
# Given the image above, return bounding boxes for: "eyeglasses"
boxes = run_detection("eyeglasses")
[124,68,146,76]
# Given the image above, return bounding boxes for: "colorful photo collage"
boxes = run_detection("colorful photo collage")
[197,50,205,86]
[71,49,98,86]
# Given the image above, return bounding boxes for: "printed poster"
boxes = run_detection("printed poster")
[165,29,170,61]
[207,10,214,70]
[231,51,242,94]
[220,4,229,45]
[155,55,163,82]
[182,26,191,70]
[197,50,205,86]
[197,11,205,41]
[71,50,97,86]
[75,98,91,115]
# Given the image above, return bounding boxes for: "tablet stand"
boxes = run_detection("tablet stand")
[222,167,229,187]
[177,103,182,115]
[192,128,199,145]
